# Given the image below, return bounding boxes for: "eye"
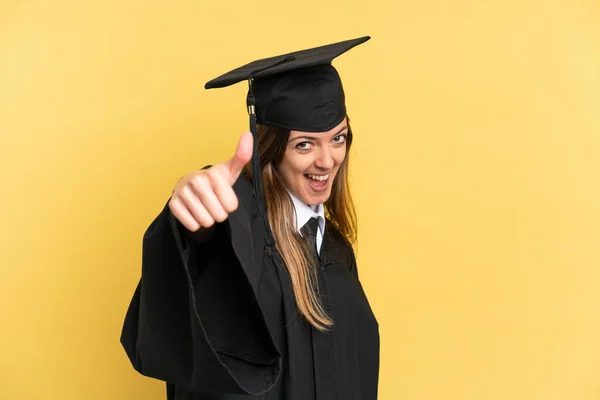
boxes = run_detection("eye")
[296,141,313,150]
[333,134,347,144]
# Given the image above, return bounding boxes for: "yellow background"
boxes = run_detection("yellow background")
[1,0,600,399]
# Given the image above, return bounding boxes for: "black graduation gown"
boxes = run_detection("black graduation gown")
[120,176,380,399]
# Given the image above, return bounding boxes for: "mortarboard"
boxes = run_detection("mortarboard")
[204,36,371,250]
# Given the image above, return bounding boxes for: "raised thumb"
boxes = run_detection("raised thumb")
[225,131,254,185]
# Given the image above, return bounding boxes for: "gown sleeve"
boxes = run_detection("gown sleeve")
[119,177,281,395]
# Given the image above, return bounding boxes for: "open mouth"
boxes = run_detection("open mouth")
[305,173,329,182]
[304,173,330,192]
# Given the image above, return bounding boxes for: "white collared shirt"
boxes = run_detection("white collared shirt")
[287,191,325,254]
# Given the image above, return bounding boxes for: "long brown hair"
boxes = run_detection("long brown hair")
[243,117,357,331]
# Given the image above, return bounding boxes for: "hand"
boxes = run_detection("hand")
[169,132,253,232]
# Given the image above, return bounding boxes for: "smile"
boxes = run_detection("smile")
[304,173,330,193]
[305,173,329,181]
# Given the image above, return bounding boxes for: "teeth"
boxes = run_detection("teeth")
[307,174,329,181]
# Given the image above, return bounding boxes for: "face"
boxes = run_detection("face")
[277,118,348,206]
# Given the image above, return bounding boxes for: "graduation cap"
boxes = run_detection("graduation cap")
[204,36,371,249]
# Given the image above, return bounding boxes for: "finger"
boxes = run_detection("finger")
[224,131,253,185]
[178,185,215,228]
[208,169,239,213]
[188,175,229,223]
[169,197,200,232]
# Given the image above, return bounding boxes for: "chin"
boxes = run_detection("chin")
[302,191,331,206]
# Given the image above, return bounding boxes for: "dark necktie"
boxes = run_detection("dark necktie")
[302,217,320,258]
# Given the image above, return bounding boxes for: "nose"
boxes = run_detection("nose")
[314,146,334,170]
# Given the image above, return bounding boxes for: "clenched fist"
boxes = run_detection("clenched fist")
[169,132,253,232]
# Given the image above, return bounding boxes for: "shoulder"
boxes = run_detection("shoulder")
[325,219,356,267]
[326,220,351,247]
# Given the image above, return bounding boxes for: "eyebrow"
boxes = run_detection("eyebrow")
[289,125,348,142]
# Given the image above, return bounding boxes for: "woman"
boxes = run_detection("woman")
[121,36,379,400]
